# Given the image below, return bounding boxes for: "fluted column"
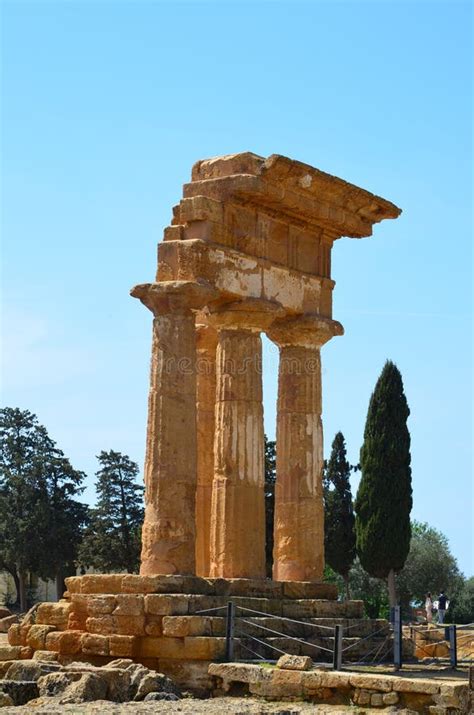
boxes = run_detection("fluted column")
[267,316,343,582]
[209,300,282,579]
[131,281,216,576]
[195,321,218,577]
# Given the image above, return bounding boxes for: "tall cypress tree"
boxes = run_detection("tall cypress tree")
[264,436,276,577]
[324,432,356,599]
[80,450,144,573]
[355,361,412,607]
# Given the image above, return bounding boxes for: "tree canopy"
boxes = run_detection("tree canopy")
[79,450,144,573]
[396,520,464,614]
[0,407,87,608]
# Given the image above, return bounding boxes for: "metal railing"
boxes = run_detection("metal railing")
[195,602,473,671]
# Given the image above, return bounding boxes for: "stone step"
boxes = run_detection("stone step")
[159,615,389,639]
[66,593,364,625]
[64,575,338,601]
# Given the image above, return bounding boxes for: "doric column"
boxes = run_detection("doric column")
[267,315,343,582]
[195,321,218,577]
[208,300,282,579]
[131,280,216,576]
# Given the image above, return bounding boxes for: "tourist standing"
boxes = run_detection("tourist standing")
[437,591,448,624]
[425,592,433,623]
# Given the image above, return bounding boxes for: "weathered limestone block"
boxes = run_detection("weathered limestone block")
[251,668,304,698]
[7,624,26,647]
[183,636,226,660]
[131,280,217,577]
[208,662,273,689]
[276,654,312,671]
[282,598,364,619]
[215,578,283,599]
[370,692,384,706]
[81,633,110,656]
[36,602,71,630]
[121,574,213,595]
[113,615,146,636]
[26,625,56,650]
[45,630,82,655]
[391,677,440,694]
[113,594,144,616]
[145,594,189,616]
[159,658,214,693]
[348,673,393,692]
[85,616,115,635]
[87,596,117,615]
[282,582,337,600]
[0,645,22,661]
[109,635,138,658]
[138,636,185,659]
[187,595,226,613]
[77,574,124,594]
[32,650,59,662]
[162,616,212,638]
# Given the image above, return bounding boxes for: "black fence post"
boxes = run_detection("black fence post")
[333,624,343,670]
[393,605,402,670]
[448,625,457,668]
[225,601,235,662]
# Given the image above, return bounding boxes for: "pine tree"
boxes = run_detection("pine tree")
[264,437,276,577]
[80,451,144,573]
[324,432,356,599]
[36,446,89,599]
[355,360,412,607]
[0,407,87,609]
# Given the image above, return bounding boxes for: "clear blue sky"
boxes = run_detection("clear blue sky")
[1,1,472,576]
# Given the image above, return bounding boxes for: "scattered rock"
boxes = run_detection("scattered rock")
[0,692,13,707]
[144,691,181,701]
[5,659,60,681]
[60,673,108,703]
[134,671,180,701]
[32,650,59,662]
[0,679,39,706]
[276,654,313,671]
[64,663,131,702]
[38,672,77,697]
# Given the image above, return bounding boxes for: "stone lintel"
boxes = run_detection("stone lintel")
[267,314,344,349]
[206,298,285,332]
[157,239,335,318]
[130,280,218,315]
[187,152,401,239]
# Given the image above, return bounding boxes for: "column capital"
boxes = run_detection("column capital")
[267,314,343,349]
[131,280,218,316]
[206,298,284,332]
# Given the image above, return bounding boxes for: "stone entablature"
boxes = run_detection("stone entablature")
[132,152,401,581]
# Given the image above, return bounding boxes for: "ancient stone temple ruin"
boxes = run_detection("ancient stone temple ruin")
[131,152,400,584]
[5,153,401,691]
